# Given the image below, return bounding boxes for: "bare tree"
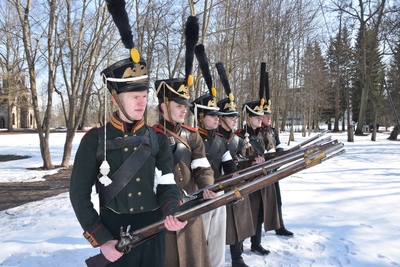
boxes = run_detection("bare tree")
[56,0,112,167]
[10,0,60,169]
[302,41,329,134]
[332,0,386,135]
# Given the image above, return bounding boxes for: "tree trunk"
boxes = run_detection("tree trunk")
[355,19,368,136]
[15,0,54,169]
[61,129,75,167]
[388,125,399,140]
[347,125,354,142]
[7,102,13,132]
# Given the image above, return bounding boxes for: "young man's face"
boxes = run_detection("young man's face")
[249,115,263,129]
[262,114,272,126]
[112,90,147,122]
[203,114,219,130]
[161,101,187,124]
[220,116,238,131]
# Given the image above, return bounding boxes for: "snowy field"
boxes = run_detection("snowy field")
[0,130,399,267]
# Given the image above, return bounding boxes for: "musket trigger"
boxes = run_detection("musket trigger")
[181,189,197,203]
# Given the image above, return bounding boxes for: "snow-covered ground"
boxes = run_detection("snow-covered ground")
[0,130,399,267]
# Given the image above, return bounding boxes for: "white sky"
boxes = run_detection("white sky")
[0,130,399,267]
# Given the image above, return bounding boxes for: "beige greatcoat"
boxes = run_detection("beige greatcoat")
[218,127,255,245]
[156,121,214,267]
[237,127,280,232]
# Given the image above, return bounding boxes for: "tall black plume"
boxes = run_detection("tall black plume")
[185,16,199,82]
[105,0,134,49]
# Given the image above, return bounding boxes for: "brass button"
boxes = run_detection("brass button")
[136,178,141,182]
[205,139,208,142]
[179,178,183,181]
[134,147,137,151]
[140,206,144,210]
[128,193,132,197]
[130,208,134,212]
[177,167,181,171]
[138,192,142,196]
[124,147,129,152]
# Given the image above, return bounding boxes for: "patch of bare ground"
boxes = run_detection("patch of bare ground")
[0,167,71,212]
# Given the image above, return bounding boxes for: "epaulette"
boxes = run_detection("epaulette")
[152,125,168,138]
[216,132,224,137]
[235,128,244,138]
[82,126,99,139]
[182,124,197,132]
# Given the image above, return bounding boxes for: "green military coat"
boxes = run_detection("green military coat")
[70,113,181,248]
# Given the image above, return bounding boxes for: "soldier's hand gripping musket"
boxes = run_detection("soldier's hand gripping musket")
[85,139,345,267]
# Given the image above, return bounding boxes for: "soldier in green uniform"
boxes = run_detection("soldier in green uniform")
[215,62,254,267]
[69,56,187,266]
[69,2,186,266]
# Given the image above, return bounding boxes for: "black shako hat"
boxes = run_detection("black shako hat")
[155,16,199,107]
[191,93,221,117]
[155,78,192,107]
[101,58,149,94]
[242,100,264,117]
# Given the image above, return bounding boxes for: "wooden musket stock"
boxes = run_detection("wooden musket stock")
[85,140,344,267]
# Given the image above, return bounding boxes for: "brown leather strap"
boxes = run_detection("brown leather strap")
[158,124,192,154]
[111,89,135,122]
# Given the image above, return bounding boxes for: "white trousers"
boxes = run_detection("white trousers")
[202,205,227,267]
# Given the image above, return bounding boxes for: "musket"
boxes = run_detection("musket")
[263,135,332,161]
[85,141,345,267]
[183,138,338,203]
[236,130,331,163]
[245,135,333,163]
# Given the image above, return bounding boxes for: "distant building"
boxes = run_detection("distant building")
[0,75,36,130]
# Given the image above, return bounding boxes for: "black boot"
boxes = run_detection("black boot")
[251,244,270,255]
[275,226,294,236]
[232,258,250,267]
[275,205,293,236]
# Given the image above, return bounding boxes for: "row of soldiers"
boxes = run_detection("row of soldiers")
[69,6,293,267]
[152,46,294,267]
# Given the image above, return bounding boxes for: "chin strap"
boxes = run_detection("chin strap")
[221,117,234,132]
[111,89,135,123]
[164,97,174,126]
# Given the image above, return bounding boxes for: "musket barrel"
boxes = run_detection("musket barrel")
[85,137,344,266]
[188,138,339,199]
